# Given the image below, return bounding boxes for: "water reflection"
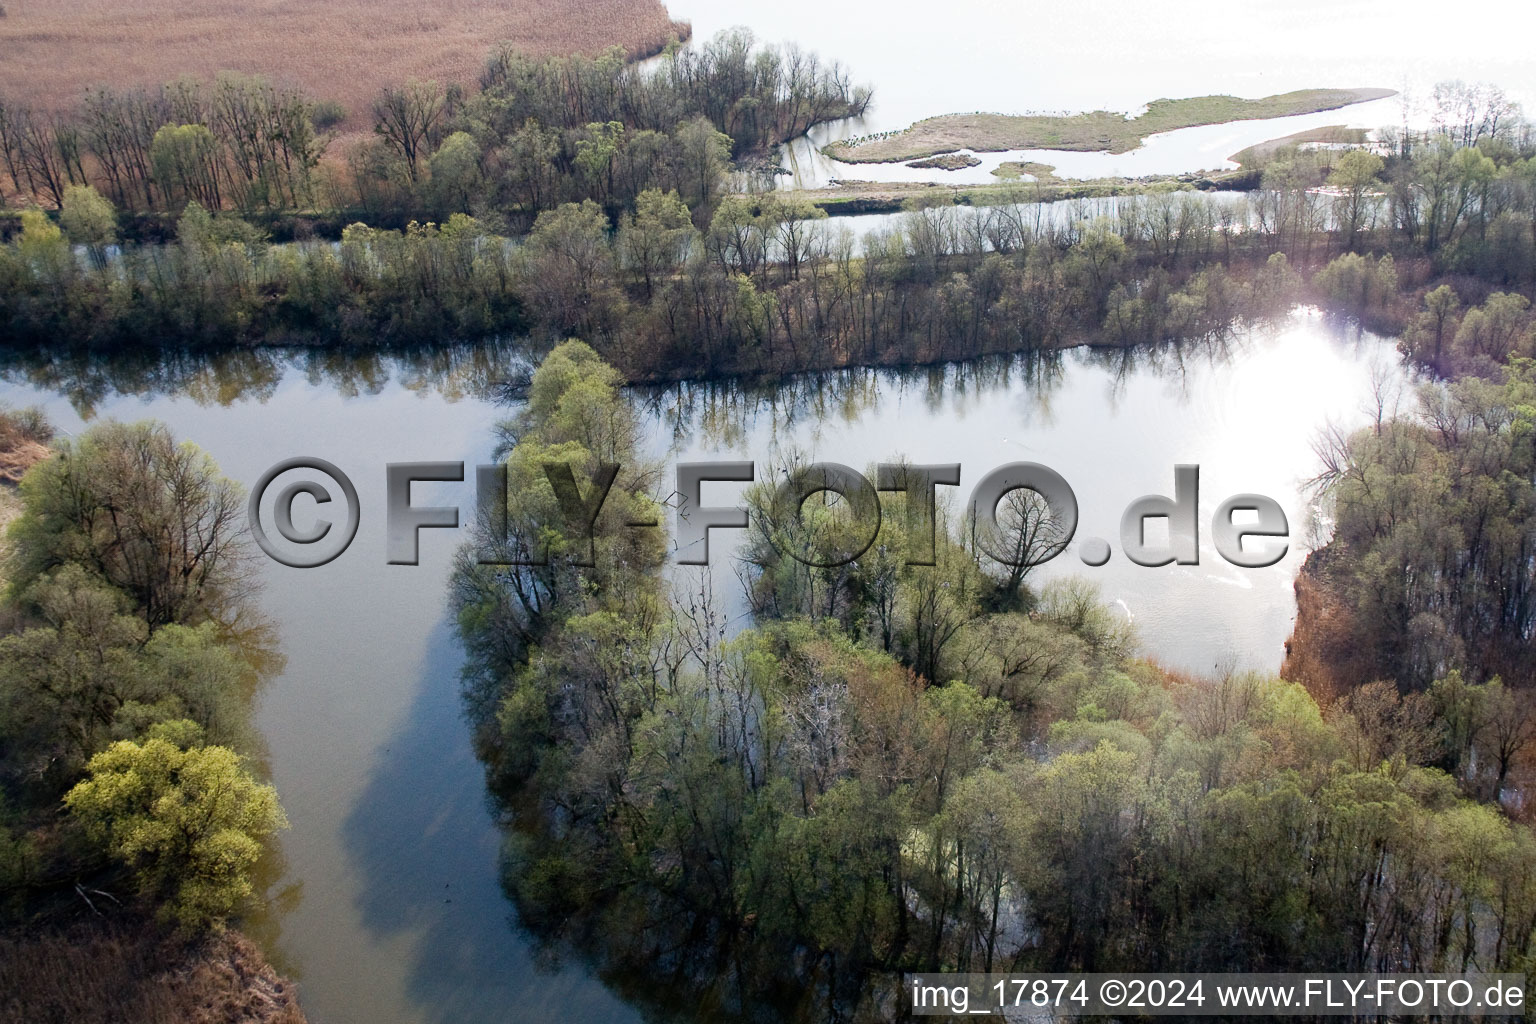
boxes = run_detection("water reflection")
[2,327,1262,440]
[632,331,1264,453]
[0,312,1406,1024]
[629,312,1406,680]
[469,314,1411,1024]
[0,341,530,417]
[338,621,644,1024]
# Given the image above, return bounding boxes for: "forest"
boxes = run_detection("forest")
[0,37,1533,386]
[0,93,1532,396]
[448,339,1536,1020]
[0,410,299,1021]
[0,30,866,218]
[2,26,1536,1024]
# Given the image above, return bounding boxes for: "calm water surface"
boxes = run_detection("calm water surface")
[0,311,1411,1022]
[662,0,1536,186]
[668,0,1536,134]
[4,2,1519,1017]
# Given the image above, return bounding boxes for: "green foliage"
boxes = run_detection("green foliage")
[64,727,286,931]
[455,341,1536,1013]
[427,131,483,216]
[310,100,347,131]
[58,184,118,269]
[151,124,223,209]
[0,416,282,937]
[6,420,250,631]
[517,201,623,337]
[616,188,697,299]
[452,340,662,699]
[1311,361,1536,686]
[1327,149,1384,248]
[1312,251,1397,312]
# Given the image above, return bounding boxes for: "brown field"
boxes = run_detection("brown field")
[0,0,690,127]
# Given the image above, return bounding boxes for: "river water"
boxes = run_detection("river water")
[666,0,1536,135]
[660,0,1536,187]
[0,310,1411,1023]
[8,2,1520,1017]
[770,97,1407,189]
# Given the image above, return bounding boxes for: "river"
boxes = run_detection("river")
[0,310,1411,1023]
[660,0,1536,188]
[666,0,1536,136]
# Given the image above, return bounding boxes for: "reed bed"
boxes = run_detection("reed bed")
[0,0,689,128]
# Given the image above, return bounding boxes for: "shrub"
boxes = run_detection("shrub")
[311,100,347,131]
[1313,251,1396,313]
[64,724,288,931]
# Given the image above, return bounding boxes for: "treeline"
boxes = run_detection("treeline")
[0,184,1313,367]
[1270,98,1536,831]
[1260,91,1536,733]
[0,30,868,227]
[7,111,1536,378]
[1282,357,1536,728]
[1245,80,1536,265]
[455,343,1536,1021]
[0,73,326,211]
[0,415,286,935]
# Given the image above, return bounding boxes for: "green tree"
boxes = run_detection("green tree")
[1404,284,1462,365]
[454,342,662,677]
[1328,149,1384,251]
[426,131,483,216]
[6,420,252,631]
[58,184,118,271]
[64,724,287,930]
[150,124,222,209]
[0,566,148,773]
[617,188,696,300]
[667,116,732,221]
[0,565,258,780]
[517,200,623,337]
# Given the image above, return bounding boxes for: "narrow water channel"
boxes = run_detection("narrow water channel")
[0,310,1410,1022]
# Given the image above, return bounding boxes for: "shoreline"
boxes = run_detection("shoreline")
[0,918,307,1024]
[823,87,1396,165]
[789,167,1258,216]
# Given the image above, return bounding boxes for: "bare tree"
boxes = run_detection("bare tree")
[1480,681,1536,801]
[372,79,446,183]
[973,487,1070,604]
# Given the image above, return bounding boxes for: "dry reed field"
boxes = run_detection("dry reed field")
[0,919,308,1024]
[0,0,689,125]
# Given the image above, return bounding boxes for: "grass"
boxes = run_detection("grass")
[791,165,1257,216]
[905,153,981,170]
[0,917,306,1024]
[825,88,1395,164]
[1229,125,1371,167]
[0,0,690,131]
[991,160,1059,182]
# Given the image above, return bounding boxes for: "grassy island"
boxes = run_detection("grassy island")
[825,87,1395,163]
[905,152,983,170]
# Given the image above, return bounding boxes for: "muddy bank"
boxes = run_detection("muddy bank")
[0,918,307,1024]
[1281,547,1375,703]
